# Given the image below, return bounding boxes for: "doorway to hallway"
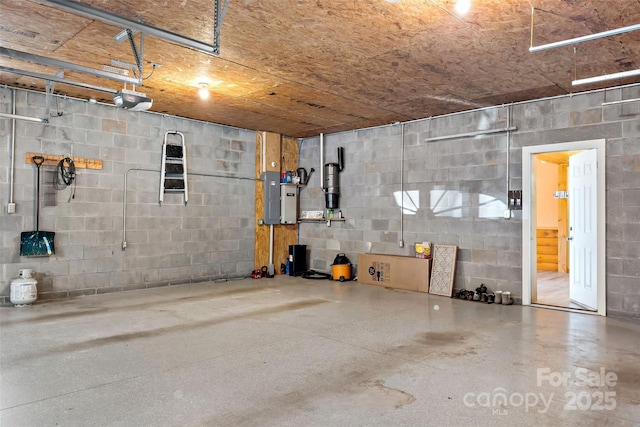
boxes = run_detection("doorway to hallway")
[522,140,606,316]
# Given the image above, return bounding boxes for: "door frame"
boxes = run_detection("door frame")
[522,139,606,316]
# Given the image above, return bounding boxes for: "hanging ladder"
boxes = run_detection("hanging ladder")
[159,131,188,206]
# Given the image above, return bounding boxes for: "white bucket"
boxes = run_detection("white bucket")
[502,291,513,305]
[11,273,38,306]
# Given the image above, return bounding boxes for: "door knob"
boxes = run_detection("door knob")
[567,236,573,241]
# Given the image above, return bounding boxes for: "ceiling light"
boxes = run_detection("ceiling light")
[198,83,209,100]
[455,0,471,15]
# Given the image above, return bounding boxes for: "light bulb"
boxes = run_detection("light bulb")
[455,0,471,15]
[198,83,209,100]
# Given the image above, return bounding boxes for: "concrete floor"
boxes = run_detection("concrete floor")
[1,276,639,426]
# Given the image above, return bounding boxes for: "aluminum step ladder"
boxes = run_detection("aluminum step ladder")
[159,131,188,206]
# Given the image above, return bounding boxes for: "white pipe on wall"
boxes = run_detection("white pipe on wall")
[320,133,324,191]
[399,123,405,248]
[8,89,16,209]
[0,112,47,123]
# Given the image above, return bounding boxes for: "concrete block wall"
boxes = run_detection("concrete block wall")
[299,86,640,319]
[0,88,256,303]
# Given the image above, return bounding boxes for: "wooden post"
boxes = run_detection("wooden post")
[254,133,300,272]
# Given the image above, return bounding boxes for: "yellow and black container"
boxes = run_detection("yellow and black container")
[331,253,352,281]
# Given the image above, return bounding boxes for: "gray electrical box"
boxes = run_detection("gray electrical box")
[281,184,298,224]
[262,171,281,225]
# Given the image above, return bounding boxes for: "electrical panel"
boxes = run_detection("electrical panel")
[281,184,298,224]
[508,190,522,210]
[262,171,281,224]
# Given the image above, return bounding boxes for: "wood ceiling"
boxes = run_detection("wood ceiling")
[1,0,640,138]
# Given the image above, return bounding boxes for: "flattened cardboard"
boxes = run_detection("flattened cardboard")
[357,253,430,293]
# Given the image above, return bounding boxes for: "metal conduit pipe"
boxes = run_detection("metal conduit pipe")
[399,123,405,248]
[122,168,258,250]
[319,133,324,194]
[506,105,512,216]
[8,89,16,208]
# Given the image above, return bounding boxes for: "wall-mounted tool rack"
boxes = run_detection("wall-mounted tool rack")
[24,152,102,170]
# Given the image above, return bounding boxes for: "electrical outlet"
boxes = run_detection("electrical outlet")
[503,209,511,219]
[7,203,16,214]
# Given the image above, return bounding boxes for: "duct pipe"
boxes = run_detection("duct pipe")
[399,123,405,248]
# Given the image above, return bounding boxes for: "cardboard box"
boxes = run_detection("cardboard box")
[357,253,430,293]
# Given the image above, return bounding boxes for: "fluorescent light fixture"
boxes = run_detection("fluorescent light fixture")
[455,0,471,15]
[572,68,640,86]
[198,83,209,100]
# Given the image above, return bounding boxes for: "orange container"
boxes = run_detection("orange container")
[332,263,351,281]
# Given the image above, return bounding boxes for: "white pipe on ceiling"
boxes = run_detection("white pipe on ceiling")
[573,68,640,86]
[530,22,640,53]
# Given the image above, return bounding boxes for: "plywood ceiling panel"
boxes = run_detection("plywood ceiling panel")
[1,0,640,137]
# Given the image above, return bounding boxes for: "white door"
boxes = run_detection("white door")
[568,149,598,310]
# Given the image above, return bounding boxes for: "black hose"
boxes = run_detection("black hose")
[54,157,76,200]
[300,270,332,280]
